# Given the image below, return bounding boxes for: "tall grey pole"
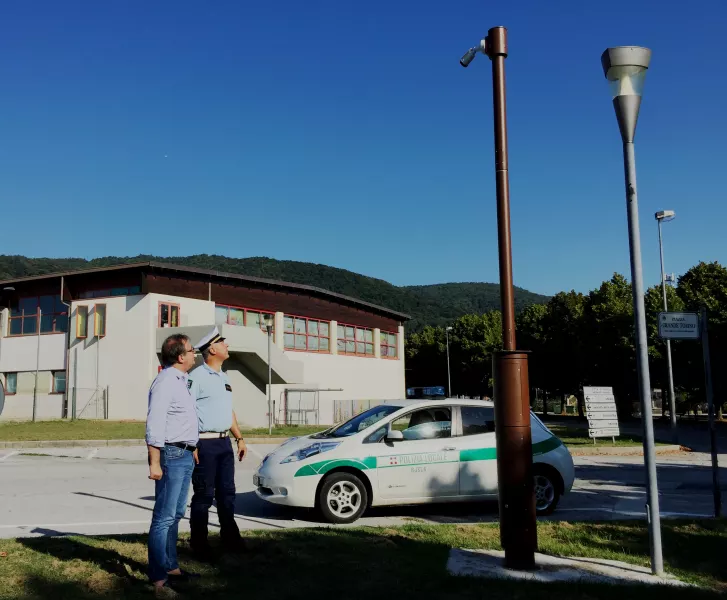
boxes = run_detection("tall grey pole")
[33,308,42,422]
[657,219,678,443]
[623,140,663,575]
[267,326,273,435]
[700,307,722,517]
[602,46,662,576]
[446,328,452,397]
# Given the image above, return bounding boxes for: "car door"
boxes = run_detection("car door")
[456,405,499,497]
[372,406,459,500]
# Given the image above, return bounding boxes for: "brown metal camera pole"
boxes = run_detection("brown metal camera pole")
[486,26,537,570]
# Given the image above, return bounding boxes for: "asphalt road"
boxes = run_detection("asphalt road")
[0,444,724,539]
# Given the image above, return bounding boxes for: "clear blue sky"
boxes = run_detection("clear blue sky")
[1,0,725,296]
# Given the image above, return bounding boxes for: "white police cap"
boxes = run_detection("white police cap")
[195,326,226,352]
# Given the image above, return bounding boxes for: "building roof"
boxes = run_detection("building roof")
[0,261,411,321]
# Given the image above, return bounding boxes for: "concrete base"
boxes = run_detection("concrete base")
[447,549,691,586]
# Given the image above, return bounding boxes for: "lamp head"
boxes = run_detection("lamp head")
[655,210,676,222]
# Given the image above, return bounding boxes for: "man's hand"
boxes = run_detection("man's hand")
[193,448,199,465]
[147,445,163,481]
[237,439,247,462]
[149,463,163,480]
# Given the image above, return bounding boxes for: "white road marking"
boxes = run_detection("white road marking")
[86,448,99,460]
[0,451,18,462]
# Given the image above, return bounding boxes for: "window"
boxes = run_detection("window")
[337,324,374,356]
[283,315,330,352]
[8,295,68,336]
[214,305,275,338]
[461,406,495,436]
[94,304,107,337]
[158,303,179,328]
[76,306,89,338]
[381,331,398,358]
[390,407,452,441]
[4,373,17,395]
[52,371,66,394]
[318,405,402,439]
[78,286,141,299]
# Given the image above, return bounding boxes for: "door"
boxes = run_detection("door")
[457,405,499,497]
[374,406,459,500]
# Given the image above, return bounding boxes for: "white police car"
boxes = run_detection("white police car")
[253,400,574,524]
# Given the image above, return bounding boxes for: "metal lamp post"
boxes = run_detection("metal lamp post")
[655,210,678,443]
[601,46,663,575]
[446,326,453,397]
[263,313,274,435]
[461,26,536,570]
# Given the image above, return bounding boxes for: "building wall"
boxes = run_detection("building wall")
[0,273,407,425]
[0,310,67,421]
[69,293,216,420]
[268,324,406,426]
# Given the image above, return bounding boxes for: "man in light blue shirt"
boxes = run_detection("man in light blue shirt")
[145,334,200,591]
[188,326,247,558]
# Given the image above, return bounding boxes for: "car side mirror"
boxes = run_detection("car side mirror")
[386,430,404,442]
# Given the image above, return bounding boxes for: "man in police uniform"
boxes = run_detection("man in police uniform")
[188,327,248,557]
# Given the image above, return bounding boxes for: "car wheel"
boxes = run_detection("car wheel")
[533,467,561,516]
[318,472,368,524]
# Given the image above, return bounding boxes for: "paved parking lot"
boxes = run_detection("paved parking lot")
[0,444,724,539]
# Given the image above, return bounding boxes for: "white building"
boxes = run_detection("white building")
[0,262,408,427]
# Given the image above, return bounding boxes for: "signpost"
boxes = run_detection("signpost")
[583,386,619,442]
[658,312,699,340]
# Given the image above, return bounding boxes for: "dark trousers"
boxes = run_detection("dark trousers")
[190,438,240,548]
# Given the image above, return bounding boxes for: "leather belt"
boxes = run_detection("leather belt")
[199,431,228,439]
[167,442,197,452]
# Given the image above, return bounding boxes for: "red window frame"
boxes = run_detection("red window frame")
[3,373,17,395]
[51,371,66,395]
[7,295,68,337]
[337,323,374,357]
[215,304,275,340]
[158,302,180,328]
[381,330,399,359]
[283,314,330,353]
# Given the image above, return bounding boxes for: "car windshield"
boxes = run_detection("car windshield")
[312,405,402,438]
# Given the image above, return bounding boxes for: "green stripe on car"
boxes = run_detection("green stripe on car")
[294,436,563,477]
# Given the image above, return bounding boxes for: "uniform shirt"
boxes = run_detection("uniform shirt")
[188,363,233,433]
[145,367,199,448]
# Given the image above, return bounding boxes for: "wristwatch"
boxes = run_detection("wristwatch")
[235,437,244,443]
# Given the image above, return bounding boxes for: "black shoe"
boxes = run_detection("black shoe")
[167,569,201,583]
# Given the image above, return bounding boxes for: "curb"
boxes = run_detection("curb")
[570,444,685,456]
[0,437,290,449]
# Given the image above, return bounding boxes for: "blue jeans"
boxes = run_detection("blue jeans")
[148,445,194,582]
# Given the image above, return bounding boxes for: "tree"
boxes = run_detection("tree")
[677,262,727,417]
[582,274,638,419]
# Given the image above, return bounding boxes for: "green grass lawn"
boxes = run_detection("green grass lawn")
[547,424,669,447]
[0,420,667,447]
[0,520,724,599]
[0,420,327,442]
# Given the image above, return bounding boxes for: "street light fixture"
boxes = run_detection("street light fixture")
[262,313,274,436]
[460,26,536,570]
[601,45,663,576]
[445,327,453,398]
[655,210,677,444]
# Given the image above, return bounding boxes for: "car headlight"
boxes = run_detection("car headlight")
[280,442,340,464]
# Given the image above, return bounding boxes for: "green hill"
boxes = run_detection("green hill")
[0,254,549,332]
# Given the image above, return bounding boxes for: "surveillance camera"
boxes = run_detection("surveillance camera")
[460,39,487,67]
[460,48,477,67]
